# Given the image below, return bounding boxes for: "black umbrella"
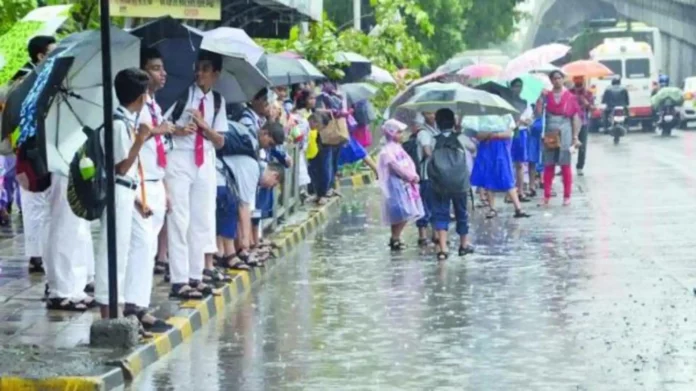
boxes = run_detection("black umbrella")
[335,51,371,83]
[475,81,527,121]
[255,54,324,87]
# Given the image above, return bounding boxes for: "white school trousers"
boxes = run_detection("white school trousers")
[19,187,49,258]
[94,184,136,305]
[124,179,166,308]
[42,175,91,300]
[166,148,216,285]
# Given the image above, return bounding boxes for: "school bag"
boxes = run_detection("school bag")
[66,113,126,221]
[427,132,469,196]
[402,132,421,174]
[170,90,222,125]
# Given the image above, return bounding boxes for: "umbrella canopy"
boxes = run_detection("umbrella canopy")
[529,63,560,74]
[458,63,503,79]
[384,72,446,121]
[335,51,371,83]
[461,114,516,134]
[200,26,264,65]
[367,65,395,84]
[340,82,379,105]
[507,73,546,103]
[651,87,684,108]
[20,27,140,175]
[435,56,476,75]
[278,51,302,59]
[298,59,325,82]
[397,82,518,117]
[131,18,269,108]
[561,60,613,78]
[504,43,570,79]
[256,54,324,87]
[475,81,527,121]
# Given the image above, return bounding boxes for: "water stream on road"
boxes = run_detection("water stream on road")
[131,145,696,391]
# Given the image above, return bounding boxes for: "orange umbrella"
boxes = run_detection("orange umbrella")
[562,60,613,78]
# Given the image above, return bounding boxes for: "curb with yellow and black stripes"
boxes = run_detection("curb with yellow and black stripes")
[0,196,340,391]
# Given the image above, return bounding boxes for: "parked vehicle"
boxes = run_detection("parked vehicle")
[680,76,696,129]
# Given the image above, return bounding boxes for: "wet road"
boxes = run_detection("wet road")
[132,132,696,391]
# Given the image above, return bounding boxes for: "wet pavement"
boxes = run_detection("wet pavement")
[127,131,696,391]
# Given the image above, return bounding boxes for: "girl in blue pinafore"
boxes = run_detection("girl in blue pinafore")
[469,115,531,219]
[509,78,534,202]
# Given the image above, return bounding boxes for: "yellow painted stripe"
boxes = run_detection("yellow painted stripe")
[230,270,251,292]
[0,377,102,391]
[199,302,210,324]
[154,334,172,358]
[167,316,193,340]
[351,174,363,187]
[124,354,143,378]
[179,300,199,309]
[214,294,225,314]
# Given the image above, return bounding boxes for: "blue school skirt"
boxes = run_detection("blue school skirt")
[255,187,274,220]
[527,118,543,164]
[511,129,528,163]
[470,139,515,192]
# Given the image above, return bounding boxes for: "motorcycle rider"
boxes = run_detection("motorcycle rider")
[601,77,629,132]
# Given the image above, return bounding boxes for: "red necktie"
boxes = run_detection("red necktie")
[148,102,167,168]
[195,96,205,167]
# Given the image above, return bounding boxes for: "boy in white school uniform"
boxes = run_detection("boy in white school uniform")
[123,48,175,332]
[94,68,154,319]
[166,50,227,300]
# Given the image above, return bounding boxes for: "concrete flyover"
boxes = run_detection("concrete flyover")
[524,0,696,84]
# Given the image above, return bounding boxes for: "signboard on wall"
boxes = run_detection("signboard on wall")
[110,0,221,21]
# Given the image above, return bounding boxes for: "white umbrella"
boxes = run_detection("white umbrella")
[396,82,518,117]
[367,65,395,84]
[200,27,265,65]
[36,27,140,175]
[200,30,270,103]
[529,63,560,75]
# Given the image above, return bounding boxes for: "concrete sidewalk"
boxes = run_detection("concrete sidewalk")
[0,195,343,390]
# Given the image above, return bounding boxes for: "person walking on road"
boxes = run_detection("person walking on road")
[377,119,423,251]
[539,70,582,206]
[570,76,593,176]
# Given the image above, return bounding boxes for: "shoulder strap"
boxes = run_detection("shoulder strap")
[170,96,188,123]
[212,91,222,123]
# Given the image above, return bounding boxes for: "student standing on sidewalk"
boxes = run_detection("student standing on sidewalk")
[122,48,174,332]
[94,68,153,319]
[165,51,227,300]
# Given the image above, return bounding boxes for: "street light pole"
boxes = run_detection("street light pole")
[353,0,361,31]
[99,0,119,319]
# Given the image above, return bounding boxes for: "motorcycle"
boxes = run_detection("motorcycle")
[608,107,627,145]
[658,105,679,137]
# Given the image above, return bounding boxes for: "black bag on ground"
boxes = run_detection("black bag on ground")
[66,113,127,221]
[427,133,470,196]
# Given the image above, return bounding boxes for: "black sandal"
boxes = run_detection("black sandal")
[124,305,173,333]
[218,255,250,271]
[168,284,204,300]
[514,209,531,218]
[389,238,405,251]
[189,279,216,297]
[417,238,428,247]
[485,209,498,219]
[436,251,449,261]
[153,260,168,275]
[527,189,537,198]
[46,298,88,312]
[203,268,233,285]
[84,282,95,294]
[458,245,475,256]
[238,251,264,268]
[28,257,45,274]
[519,195,531,203]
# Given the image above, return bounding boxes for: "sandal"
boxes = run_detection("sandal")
[436,251,449,261]
[84,282,95,294]
[28,257,45,274]
[168,284,204,300]
[0,209,9,226]
[153,260,168,275]
[485,209,498,219]
[46,298,88,312]
[527,189,537,198]
[239,251,264,268]
[189,280,216,297]
[417,238,428,247]
[81,296,98,308]
[514,209,531,218]
[124,305,173,333]
[389,238,405,251]
[203,268,233,285]
[458,245,475,256]
[519,195,531,203]
[218,255,250,271]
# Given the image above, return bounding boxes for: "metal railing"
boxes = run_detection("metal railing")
[262,143,301,232]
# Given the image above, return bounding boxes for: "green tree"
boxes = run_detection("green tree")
[461,0,525,49]
[408,0,470,68]
[0,0,35,35]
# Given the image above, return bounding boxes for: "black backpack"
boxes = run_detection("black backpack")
[427,133,469,196]
[66,113,128,221]
[402,133,421,174]
[170,90,222,125]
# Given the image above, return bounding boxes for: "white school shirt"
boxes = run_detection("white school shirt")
[168,85,228,152]
[102,106,139,184]
[137,94,172,181]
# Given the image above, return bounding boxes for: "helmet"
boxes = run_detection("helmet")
[659,74,669,86]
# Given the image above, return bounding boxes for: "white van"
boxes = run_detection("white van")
[588,38,657,131]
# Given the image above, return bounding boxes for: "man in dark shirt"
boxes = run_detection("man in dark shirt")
[602,77,629,131]
[570,76,593,175]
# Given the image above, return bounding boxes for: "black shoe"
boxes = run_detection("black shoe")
[458,245,475,256]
